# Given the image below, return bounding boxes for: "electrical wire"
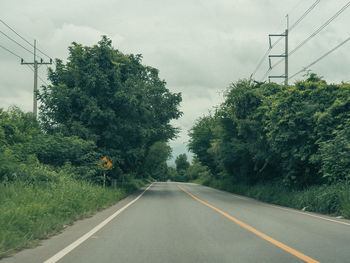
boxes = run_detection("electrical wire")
[289,1,350,56]
[0,42,49,86]
[289,36,350,80]
[0,29,36,56]
[0,43,22,59]
[36,43,56,65]
[254,0,320,80]
[289,0,320,31]
[261,1,349,82]
[0,19,52,61]
[251,48,272,79]
[251,34,285,78]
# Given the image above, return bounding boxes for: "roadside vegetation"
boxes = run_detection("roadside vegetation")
[0,37,181,258]
[185,74,350,218]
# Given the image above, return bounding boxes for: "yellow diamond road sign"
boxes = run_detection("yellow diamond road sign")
[98,156,113,170]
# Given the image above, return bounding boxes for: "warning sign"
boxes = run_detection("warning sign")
[98,156,113,170]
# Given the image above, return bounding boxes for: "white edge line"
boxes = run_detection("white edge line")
[195,183,350,226]
[43,183,153,263]
[267,204,350,226]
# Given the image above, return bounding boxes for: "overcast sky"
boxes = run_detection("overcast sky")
[1,0,350,162]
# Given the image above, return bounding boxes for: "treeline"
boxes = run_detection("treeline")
[188,74,350,188]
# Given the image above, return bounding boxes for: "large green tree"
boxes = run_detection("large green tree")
[38,36,182,175]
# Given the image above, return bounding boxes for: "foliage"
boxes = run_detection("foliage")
[0,174,148,258]
[186,158,212,181]
[194,176,350,218]
[0,37,180,257]
[175,153,190,177]
[188,115,217,173]
[0,107,99,182]
[38,36,182,176]
[188,74,350,187]
[142,141,172,181]
[166,166,180,181]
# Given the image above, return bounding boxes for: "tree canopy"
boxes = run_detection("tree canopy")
[38,36,182,177]
[188,74,350,188]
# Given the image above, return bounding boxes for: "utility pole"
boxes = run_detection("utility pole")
[285,15,289,85]
[268,15,289,85]
[21,40,52,118]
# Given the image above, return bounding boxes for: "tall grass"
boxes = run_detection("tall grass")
[196,177,350,219]
[0,175,146,258]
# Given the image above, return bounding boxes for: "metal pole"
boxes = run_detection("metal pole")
[33,40,38,117]
[20,40,52,115]
[103,171,106,187]
[285,16,289,86]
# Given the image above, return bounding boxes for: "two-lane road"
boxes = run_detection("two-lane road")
[4,182,350,263]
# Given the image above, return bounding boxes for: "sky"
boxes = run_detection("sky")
[1,0,350,162]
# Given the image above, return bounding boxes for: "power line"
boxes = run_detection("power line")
[0,43,22,59]
[0,19,52,61]
[261,1,349,82]
[0,19,34,48]
[21,40,52,117]
[289,36,350,80]
[289,1,350,56]
[36,43,55,64]
[289,0,320,31]
[254,0,320,80]
[251,48,272,78]
[0,29,36,56]
[251,34,284,78]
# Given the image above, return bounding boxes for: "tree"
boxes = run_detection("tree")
[38,36,182,176]
[186,158,212,181]
[188,115,217,173]
[175,153,190,181]
[143,141,172,181]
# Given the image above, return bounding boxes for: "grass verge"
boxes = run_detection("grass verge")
[0,175,150,259]
[194,177,350,219]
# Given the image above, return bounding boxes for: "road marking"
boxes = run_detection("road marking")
[198,183,350,226]
[267,204,350,226]
[44,183,153,263]
[177,185,320,263]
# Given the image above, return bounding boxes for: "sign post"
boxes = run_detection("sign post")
[98,156,113,187]
[103,171,106,188]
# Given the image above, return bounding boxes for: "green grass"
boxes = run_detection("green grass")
[195,177,350,219]
[0,175,148,258]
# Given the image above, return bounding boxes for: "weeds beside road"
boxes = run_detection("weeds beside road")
[195,177,350,219]
[0,175,148,259]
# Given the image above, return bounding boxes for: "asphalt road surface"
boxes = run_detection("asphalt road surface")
[3,182,350,263]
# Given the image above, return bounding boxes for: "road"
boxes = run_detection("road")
[3,182,350,263]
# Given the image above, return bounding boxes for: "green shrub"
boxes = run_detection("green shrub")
[339,184,350,218]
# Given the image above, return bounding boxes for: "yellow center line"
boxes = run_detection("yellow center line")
[177,185,320,263]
